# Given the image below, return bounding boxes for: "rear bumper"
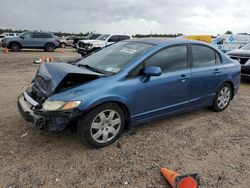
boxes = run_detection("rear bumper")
[17,93,81,131]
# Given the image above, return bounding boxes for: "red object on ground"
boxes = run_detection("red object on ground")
[160,167,199,188]
[4,47,9,53]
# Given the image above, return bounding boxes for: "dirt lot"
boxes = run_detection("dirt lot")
[0,47,249,188]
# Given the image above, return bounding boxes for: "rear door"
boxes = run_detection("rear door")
[32,32,48,47]
[189,44,225,106]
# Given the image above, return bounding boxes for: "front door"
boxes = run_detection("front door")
[20,32,34,47]
[125,45,191,122]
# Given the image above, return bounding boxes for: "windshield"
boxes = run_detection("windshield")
[77,41,153,73]
[85,34,93,39]
[18,32,26,37]
[97,34,110,41]
[242,43,250,50]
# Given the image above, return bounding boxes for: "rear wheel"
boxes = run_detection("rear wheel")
[10,42,20,52]
[78,103,125,148]
[211,83,232,112]
[44,43,55,52]
[60,42,66,48]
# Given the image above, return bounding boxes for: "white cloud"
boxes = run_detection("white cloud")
[0,0,250,35]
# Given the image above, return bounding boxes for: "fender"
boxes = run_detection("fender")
[79,95,131,114]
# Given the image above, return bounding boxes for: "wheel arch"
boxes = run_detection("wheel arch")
[44,42,55,47]
[60,42,66,46]
[81,99,131,130]
[221,81,234,100]
[9,41,22,48]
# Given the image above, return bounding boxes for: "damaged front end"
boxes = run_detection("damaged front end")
[227,51,250,80]
[17,62,102,131]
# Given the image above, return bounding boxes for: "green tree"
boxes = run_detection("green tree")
[225,30,233,35]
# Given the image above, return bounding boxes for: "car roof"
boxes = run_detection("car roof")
[126,37,208,45]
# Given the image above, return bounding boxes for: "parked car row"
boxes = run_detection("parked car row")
[1,31,131,54]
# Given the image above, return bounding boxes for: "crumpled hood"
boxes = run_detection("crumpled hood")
[35,62,102,96]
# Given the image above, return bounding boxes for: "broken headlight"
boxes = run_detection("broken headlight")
[42,100,81,111]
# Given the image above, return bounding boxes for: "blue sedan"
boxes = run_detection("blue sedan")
[18,38,241,148]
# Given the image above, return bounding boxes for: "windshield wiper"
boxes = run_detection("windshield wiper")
[78,64,108,74]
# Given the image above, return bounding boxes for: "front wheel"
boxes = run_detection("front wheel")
[211,83,232,112]
[78,103,125,148]
[10,42,20,52]
[44,43,55,52]
[60,42,66,48]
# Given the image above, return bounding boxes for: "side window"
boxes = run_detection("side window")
[192,45,216,68]
[108,35,120,42]
[215,52,221,64]
[120,35,130,41]
[145,45,188,73]
[21,32,32,38]
[43,33,52,38]
[33,33,43,38]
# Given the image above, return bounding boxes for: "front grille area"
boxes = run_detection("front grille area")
[230,56,249,65]
[26,83,46,104]
[241,66,250,75]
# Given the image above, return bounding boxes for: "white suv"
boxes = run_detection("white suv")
[77,34,132,57]
[0,33,18,46]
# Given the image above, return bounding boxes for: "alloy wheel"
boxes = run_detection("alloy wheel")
[217,86,231,109]
[90,109,121,144]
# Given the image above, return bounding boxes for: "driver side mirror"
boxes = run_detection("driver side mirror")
[20,36,24,39]
[143,66,162,77]
[142,66,162,82]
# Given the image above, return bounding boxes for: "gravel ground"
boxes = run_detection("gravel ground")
[0,48,249,188]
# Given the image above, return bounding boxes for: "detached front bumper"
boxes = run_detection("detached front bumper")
[17,92,81,131]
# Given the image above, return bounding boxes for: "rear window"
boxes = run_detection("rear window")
[192,45,218,68]
[33,33,52,38]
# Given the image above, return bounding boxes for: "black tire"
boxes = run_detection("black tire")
[211,83,232,112]
[44,43,55,52]
[10,42,20,52]
[78,103,125,148]
[60,42,66,48]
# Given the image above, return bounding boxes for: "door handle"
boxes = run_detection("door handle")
[179,74,189,81]
[213,69,222,74]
